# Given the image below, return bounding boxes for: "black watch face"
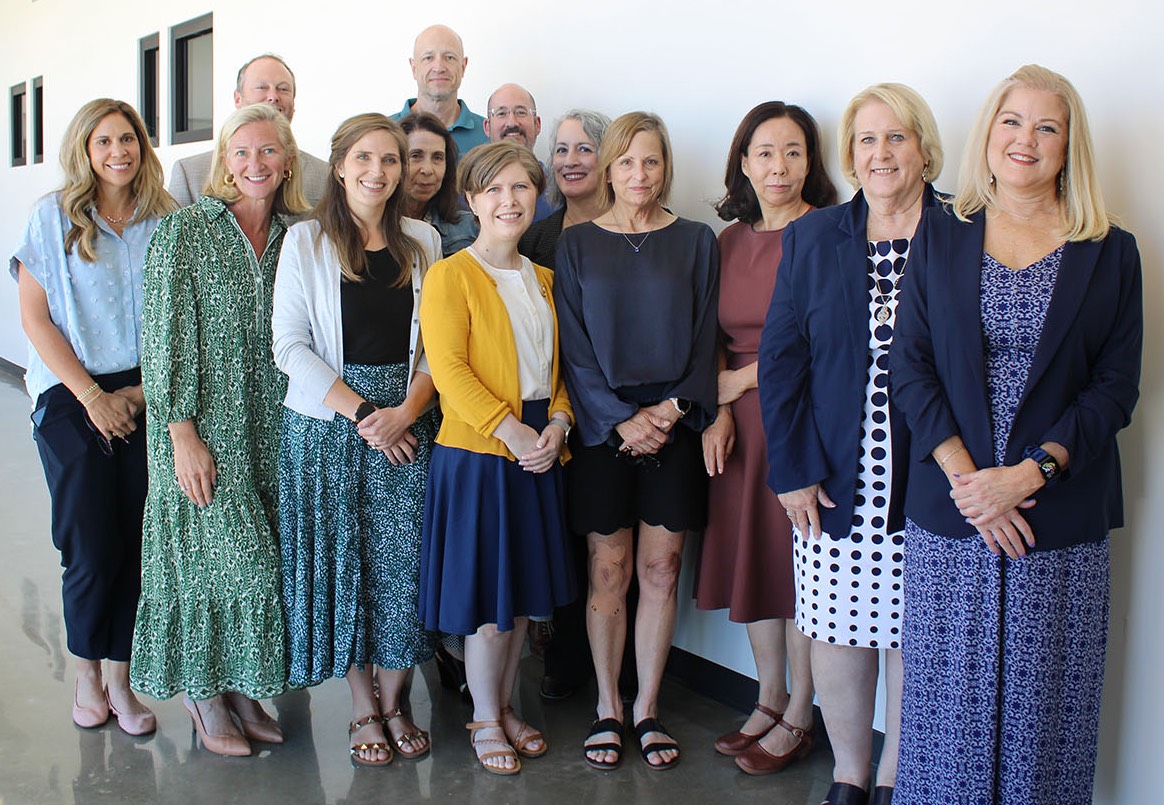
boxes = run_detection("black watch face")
[1039,460,1057,480]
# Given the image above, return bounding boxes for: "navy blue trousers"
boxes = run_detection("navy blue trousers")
[32,368,147,661]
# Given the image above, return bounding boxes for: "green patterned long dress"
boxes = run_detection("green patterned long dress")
[131,196,288,701]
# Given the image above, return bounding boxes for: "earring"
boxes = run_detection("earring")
[224,172,236,186]
[1058,171,1066,193]
[338,172,345,179]
[921,163,930,183]
[285,167,293,181]
[989,173,996,185]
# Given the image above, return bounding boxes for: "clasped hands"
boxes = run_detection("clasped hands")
[495,414,567,474]
[950,463,1043,559]
[358,405,420,466]
[615,402,680,456]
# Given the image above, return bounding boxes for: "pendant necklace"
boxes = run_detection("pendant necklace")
[613,211,651,253]
[873,272,904,324]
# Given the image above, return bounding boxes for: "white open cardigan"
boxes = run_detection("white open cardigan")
[271,217,442,421]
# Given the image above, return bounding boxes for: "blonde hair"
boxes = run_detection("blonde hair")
[953,64,1111,241]
[838,83,943,190]
[205,103,309,216]
[595,112,674,209]
[58,99,175,263]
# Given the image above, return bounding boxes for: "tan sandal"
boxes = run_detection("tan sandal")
[500,705,548,758]
[383,708,431,759]
[349,714,393,767]
[467,720,521,775]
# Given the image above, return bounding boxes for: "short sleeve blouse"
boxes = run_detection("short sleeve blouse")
[10,193,159,399]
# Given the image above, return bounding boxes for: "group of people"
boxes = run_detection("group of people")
[12,19,1140,805]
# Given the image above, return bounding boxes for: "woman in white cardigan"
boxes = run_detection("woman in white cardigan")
[272,114,441,768]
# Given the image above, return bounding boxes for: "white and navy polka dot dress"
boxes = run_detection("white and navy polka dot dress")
[793,237,909,649]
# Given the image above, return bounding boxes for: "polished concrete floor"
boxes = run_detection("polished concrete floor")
[0,370,836,804]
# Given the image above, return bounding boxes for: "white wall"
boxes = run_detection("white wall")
[2,2,1160,800]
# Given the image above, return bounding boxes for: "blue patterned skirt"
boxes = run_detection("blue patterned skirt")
[419,399,576,635]
[895,521,1109,805]
[279,363,438,686]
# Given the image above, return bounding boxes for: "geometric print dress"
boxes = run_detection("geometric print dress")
[897,247,1111,805]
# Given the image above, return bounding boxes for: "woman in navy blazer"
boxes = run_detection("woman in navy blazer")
[759,83,944,805]
[890,65,1141,805]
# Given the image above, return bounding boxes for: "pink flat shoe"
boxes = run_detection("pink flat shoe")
[106,688,156,736]
[73,680,110,729]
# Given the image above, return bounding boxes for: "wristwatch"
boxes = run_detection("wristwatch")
[668,397,691,418]
[354,401,377,424]
[1021,445,1061,482]
[548,417,572,440]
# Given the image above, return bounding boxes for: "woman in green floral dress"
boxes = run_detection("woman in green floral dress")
[131,104,308,757]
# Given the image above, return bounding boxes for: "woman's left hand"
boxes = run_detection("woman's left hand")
[518,422,566,474]
[358,405,416,452]
[382,430,419,466]
[950,464,1042,525]
[111,384,146,418]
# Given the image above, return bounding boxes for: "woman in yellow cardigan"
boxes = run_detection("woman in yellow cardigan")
[418,142,575,776]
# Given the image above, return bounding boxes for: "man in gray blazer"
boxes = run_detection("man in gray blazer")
[168,53,330,207]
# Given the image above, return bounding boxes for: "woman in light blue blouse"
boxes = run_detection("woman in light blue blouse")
[11,98,175,733]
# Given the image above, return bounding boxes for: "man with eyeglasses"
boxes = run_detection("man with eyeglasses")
[392,24,488,158]
[484,83,553,222]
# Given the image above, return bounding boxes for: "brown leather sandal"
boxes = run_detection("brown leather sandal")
[349,714,393,767]
[467,720,521,775]
[383,708,430,759]
[500,705,548,758]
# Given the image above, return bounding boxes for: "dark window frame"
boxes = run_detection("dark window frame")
[31,77,44,164]
[169,13,213,145]
[139,34,160,146]
[11,82,27,167]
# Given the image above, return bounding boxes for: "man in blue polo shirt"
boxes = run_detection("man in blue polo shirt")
[392,24,488,158]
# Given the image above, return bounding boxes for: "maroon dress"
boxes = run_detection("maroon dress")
[694,220,795,622]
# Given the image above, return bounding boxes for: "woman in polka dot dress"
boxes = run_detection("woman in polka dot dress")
[758,84,944,805]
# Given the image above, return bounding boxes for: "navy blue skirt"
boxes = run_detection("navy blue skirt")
[419,400,576,635]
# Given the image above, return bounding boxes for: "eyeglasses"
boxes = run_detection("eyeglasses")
[84,416,114,457]
[489,106,535,120]
[615,448,660,469]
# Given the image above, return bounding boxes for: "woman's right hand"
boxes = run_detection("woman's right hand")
[615,411,670,455]
[84,390,138,441]
[169,420,217,508]
[974,508,1036,559]
[702,406,735,476]
[778,484,836,540]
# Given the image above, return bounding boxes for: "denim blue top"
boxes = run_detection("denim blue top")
[10,193,159,399]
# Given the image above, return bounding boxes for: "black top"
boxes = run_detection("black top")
[340,249,412,365]
[518,206,566,270]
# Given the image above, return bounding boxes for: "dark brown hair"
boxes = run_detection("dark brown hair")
[715,101,837,224]
[398,112,461,222]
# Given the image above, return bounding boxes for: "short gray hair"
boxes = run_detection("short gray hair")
[546,108,611,208]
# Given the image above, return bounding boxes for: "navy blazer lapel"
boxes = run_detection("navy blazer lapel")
[945,213,989,408]
[1021,238,1101,400]
[837,192,872,373]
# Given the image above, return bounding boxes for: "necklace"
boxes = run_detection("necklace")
[612,210,652,253]
[869,246,906,324]
[99,208,131,225]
